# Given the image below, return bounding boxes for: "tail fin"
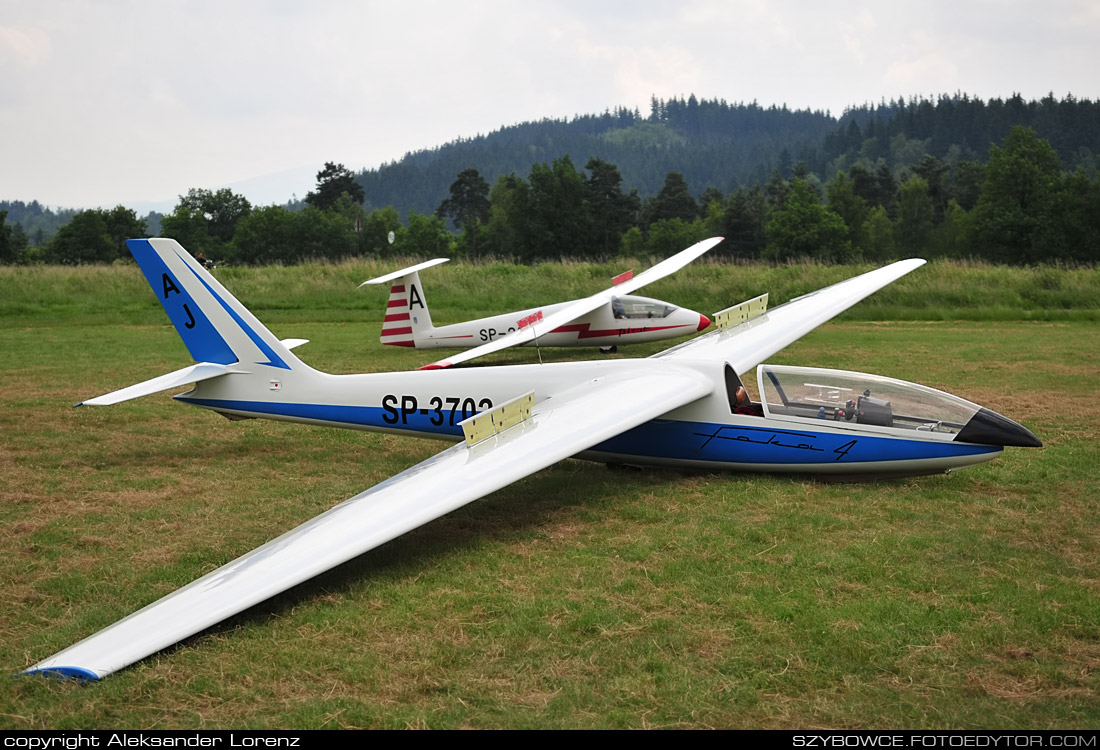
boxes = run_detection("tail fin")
[127,238,305,372]
[360,258,447,348]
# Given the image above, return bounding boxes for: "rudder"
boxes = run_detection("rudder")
[360,258,447,348]
[127,238,304,371]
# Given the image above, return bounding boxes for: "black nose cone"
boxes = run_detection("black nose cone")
[956,408,1043,448]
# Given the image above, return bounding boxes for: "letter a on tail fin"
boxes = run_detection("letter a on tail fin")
[360,258,447,348]
[127,238,305,372]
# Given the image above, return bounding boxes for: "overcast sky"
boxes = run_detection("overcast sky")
[3,0,1098,212]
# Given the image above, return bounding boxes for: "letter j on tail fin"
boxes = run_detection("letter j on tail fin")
[126,238,300,371]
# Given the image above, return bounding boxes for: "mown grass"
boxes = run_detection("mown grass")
[1,261,1098,729]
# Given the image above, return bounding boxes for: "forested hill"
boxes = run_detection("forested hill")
[7,92,1099,267]
[357,97,837,217]
[823,93,1100,176]
[356,93,1100,219]
[0,201,78,245]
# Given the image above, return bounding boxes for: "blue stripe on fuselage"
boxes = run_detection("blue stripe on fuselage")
[178,396,999,467]
[592,419,1000,465]
[176,397,466,437]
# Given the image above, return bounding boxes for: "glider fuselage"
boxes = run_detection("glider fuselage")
[413,296,709,349]
[179,356,1007,478]
[367,257,712,358]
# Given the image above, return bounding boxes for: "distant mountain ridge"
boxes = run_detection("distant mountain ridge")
[357,96,837,218]
[355,93,1100,219]
[9,93,1099,233]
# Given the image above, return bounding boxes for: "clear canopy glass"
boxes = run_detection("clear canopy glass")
[756,365,981,437]
[611,295,676,320]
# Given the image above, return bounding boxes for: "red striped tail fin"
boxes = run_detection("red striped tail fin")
[380,282,417,347]
[360,259,445,349]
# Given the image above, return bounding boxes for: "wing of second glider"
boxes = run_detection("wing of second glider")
[25,360,712,680]
[421,236,724,369]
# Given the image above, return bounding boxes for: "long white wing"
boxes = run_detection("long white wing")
[422,237,724,369]
[26,361,711,680]
[656,258,927,375]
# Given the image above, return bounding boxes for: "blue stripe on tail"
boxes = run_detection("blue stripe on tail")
[127,239,236,365]
[180,259,290,370]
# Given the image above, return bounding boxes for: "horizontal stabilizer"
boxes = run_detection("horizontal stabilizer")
[359,258,449,287]
[78,363,236,407]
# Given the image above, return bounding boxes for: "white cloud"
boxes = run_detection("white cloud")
[882,32,960,91]
[883,53,960,93]
[2,1,1099,208]
[0,24,50,67]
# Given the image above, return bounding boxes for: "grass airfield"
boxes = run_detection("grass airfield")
[1,260,1097,729]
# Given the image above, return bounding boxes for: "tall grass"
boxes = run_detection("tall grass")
[2,259,1098,325]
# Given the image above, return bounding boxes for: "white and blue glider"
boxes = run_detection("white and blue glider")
[23,238,1040,680]
[359,238,720,368]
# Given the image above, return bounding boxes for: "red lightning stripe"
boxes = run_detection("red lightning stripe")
[548,323,692,339]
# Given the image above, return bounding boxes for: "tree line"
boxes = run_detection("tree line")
[429,125,1100,265]
[2,127,1098,268]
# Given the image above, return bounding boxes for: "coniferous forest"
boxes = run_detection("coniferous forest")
[3,93,1099,266]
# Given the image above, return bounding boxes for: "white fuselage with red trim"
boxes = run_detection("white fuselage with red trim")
[379,269,709,350]
[413,297,707,349]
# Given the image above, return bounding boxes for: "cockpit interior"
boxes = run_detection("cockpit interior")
[611,295,677,320]
[756,365,981,437]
